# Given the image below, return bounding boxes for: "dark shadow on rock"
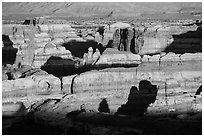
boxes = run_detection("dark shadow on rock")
[112,28,143,54]
[20,66,48,78]
[2,102,26,131]
[118,28,128,51]
[183,20,202,27]
[22,19,30,25]
[130,38,136,54]
[3,110,64,135]
[97,26,105,40]
[130,28,136,54]
[195,85,202,95]
[2,102,26,118]
[2,64,47,80]
[164,26,202,54]
[98,99,110,113]
[62,40,105,58]
[97,43,106,55]
[106,40,113,49]
[41,56,89,77]
[116,80,158,116]
[2,35,17,65]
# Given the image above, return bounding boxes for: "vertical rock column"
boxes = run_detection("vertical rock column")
[20,28,36,66]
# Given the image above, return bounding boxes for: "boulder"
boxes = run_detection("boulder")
[95,48,141,68]
[86,35,95,41]
[31,74,61,95]
[56,47,72,58]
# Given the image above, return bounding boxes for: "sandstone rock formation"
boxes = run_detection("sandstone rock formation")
[94,48,141,68]
[2,17,202,135]
[37,24,74,33]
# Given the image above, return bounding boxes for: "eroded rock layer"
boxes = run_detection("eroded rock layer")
[2,19,202,134]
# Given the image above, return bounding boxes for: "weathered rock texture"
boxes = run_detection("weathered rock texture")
[2,74,61,104]
[3,52,200,118]
[94,48,141,68]
[109,21,202,55]
[2,47,202,109]
[2,24,78,68]
[2,20,202,133]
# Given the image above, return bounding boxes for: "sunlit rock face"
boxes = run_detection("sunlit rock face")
[2,4,202,134]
